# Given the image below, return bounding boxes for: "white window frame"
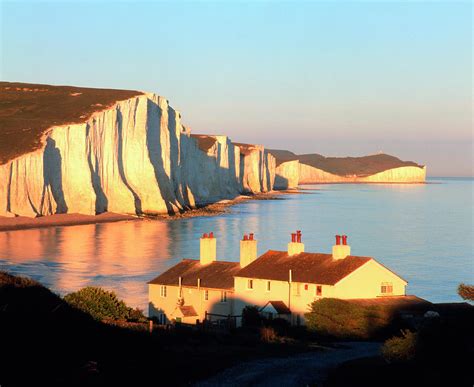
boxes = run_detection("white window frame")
[220,291,227,303]
[381,282,393,294]
[294,283,301,296]
[160,285,167,298]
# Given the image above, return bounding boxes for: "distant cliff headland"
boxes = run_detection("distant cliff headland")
[0,82,425,219]
[268,150,426,189]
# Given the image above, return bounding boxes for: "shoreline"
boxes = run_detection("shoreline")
[0,189,308,232]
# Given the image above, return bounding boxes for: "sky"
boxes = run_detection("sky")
[1,1,472,176]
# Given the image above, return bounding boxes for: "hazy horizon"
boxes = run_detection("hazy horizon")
[1,1,472,177]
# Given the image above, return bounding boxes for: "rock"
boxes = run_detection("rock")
[0,94,276,217]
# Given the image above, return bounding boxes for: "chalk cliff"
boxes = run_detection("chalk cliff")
[0,86,275,217]
[0,82,427,219]
[269,150,426,187]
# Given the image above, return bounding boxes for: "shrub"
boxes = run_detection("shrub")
[64,287,145,322]
[242,305,262,327]
[457,283,474,301]
[305,298,392,339]
[382,330,417,363]
[260,326,278,343]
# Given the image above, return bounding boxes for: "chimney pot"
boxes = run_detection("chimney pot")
[240,233,258,268]
[296,231,302,243]
[291,233,296,243]
[200,233,216,264]
[333,235,350,259]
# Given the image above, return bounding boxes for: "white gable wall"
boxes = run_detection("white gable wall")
[332,259,407,299]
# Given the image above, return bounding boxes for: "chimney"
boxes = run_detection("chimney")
[288,230,304,256]
[240,233,258,268]
[200,232,216,265]
[332,234,351,260]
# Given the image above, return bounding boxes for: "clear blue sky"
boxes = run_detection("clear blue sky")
[1,1,472,176]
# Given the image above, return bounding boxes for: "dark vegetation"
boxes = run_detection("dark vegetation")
[64,287,147,322]
[0,82,142,164]
[305,298,426,340]
[0,272,312,387]
[268,149,423,176]
[458,283,474,301]
[323,290,474,387]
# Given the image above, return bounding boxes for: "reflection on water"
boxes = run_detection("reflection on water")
[1,178,473,311]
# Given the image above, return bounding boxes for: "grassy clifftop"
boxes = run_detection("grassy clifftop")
[0,82,142,164]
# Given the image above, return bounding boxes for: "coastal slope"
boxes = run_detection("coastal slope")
[0,82,275,217]
[269,150,426,188]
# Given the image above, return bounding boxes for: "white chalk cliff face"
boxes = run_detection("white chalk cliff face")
[273,161,426,188]
[274,160,300,189]
[0,93,275,217]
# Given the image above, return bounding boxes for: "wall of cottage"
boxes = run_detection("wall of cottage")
[148,283,234,324]
[233,277,330,325]
[332,260,407,299]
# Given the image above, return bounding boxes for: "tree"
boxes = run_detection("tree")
[64,287,145,322]
[242,305,262,327]
[457,283,474,301]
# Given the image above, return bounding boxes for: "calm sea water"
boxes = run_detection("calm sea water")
[1,178,472,311]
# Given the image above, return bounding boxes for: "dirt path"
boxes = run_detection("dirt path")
[196,342,381,386]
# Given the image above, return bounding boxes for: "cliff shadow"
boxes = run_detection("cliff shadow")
[274,174,290,189]
[85,124,108,214]
[168,107,192,211]
[42,138,68,214]
[116,109,143,215]
[146,99,177,215]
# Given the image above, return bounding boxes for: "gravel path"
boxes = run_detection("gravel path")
[196,342,381,386]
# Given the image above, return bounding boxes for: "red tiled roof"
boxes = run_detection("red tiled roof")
[148,259,240,290]
[236,250,372,285]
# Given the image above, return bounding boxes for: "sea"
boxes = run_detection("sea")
[1,177,472,312]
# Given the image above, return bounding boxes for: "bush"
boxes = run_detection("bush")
[305,298,392,339]
[458,283,474,301]
[242,305,262,327]
[64,287,145,322]
[260,326,278,343]
[382,330,417,363]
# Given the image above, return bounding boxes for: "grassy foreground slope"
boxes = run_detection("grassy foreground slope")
[0,272,310,386]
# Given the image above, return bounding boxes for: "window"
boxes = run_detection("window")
[294,283,301,296]
[381,282,393,294]
[266,281,271,292]
[316,285,322,297]
[160,285,167,297]
[204,290,209,300]
[304,284,309,291]
[158,313,166,325]
[247,279,253,289]
[220,291,227,303]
